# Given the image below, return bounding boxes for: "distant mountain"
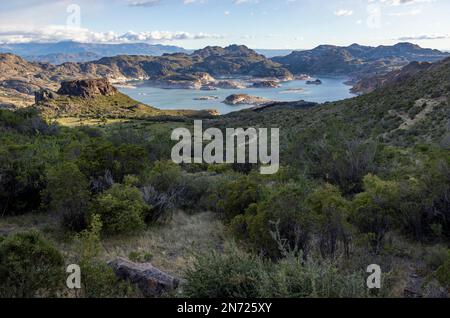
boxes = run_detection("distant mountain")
[24,52,102,64]
[272,42,449,80]
[255,49,295,58]
[0,45,293,108]
[0,41,189,63]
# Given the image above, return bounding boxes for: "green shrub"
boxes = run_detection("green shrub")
[0,231,64,298]
[74,215,138,297]
[435,251,450,289]
[142,160,182,193]
[93,182,147,235]
[218,175,262,222]
[184,246,370,298]
[236,182,313,258]
[43,162,91,232]
[184,245,270,298]
[351,175,401,253]
[307,184,353,258]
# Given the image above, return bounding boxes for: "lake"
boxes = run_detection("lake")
[119,77,355,115]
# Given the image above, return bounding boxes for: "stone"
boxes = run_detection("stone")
[108,257,180,298]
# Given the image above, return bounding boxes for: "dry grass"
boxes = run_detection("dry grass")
[0,210,227,279]
[101,211,227,277]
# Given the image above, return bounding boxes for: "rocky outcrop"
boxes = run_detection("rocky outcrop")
[214,80,246,89]
[35,89,59,103]
[223,94,272,106]
[306,79,322,85]
[57,78,118,98]
[194,96,219,101]
[108,258,180,297]
[251,80,280,88]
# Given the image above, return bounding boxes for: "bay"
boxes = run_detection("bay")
[119,77,355,115]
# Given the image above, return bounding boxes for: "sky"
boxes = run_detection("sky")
[0,0,449,50]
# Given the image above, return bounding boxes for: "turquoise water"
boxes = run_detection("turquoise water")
[119,77,354,115]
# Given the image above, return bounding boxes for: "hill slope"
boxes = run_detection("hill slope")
[215,57,450,148]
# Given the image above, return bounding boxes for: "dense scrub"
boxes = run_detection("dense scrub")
[0,58,449,301]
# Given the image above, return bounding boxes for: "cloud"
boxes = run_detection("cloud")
[128,0,161,7]
[389,8,421,15]
[0,25,223,44]
[369,0,435,6]
[397,34,450,40]
[334,9,354,16]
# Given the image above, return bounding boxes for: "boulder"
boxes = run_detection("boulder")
[108,257,179,297]
[57,78,118,98]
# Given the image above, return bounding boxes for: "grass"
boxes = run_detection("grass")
[101,211,227,277]
[37,92,218,120]
[0,211,228,278]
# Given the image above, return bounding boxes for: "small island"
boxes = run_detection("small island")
[194,96,219,101]
[251,80,281,88]
[223,94,272,106]
[306,79,322,85]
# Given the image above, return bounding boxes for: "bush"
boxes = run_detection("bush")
[351,175,401,253]
[184,245,370,298]
[307,184,353,258]
[234,181,313,259]
[43,162,91,232]
[293,129,377,194]
[435,251,450,289]
[93,181,147,235]
[184,245,270,298]
[74,215,138,297]
[0,231,64,298]
[142,160,182,193]
[271,255,368,298]
[78,141,147,184]
[218,175,262,222]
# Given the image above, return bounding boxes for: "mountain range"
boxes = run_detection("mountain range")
[1,42,449,110]
[0,41,189,64]
[272,42,449,82]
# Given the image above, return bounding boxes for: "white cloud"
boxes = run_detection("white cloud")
[397,34,450,40]
[0,25,223,44]
[334,9,354,16]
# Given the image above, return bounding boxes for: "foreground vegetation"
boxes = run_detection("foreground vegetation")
[0,58,449,298]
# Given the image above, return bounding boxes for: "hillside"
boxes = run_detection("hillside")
[351,61,433,94]
[215,56,450,149]
[34,78,218,119]
[272,43,449,81]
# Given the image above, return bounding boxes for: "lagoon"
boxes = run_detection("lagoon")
[119,77,355,115]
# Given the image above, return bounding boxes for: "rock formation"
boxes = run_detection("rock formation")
[108,258,180,297]
[251,80,280,88]
[57,79,118,98]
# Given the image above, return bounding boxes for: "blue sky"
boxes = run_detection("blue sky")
[0,0,449,50]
